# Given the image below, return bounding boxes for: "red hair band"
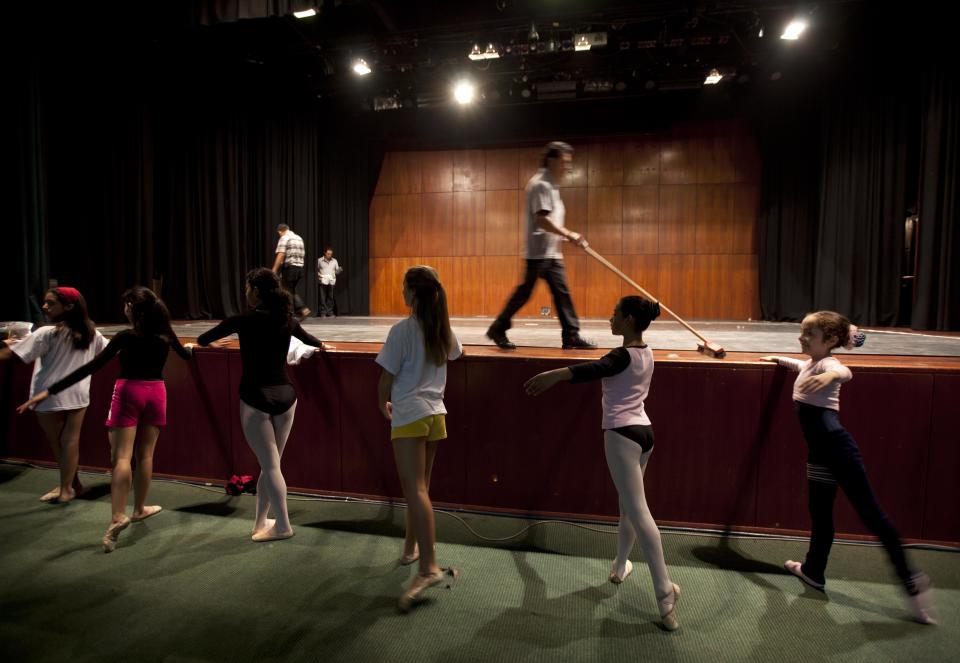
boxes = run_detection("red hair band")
[54,287,81,304]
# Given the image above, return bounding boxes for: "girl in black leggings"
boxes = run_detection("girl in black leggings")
[762,310,936,625]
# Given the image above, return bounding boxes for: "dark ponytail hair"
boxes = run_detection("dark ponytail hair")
[49,288,95,350]
[122,287,174,339]
[405,265,453,366]
[246,268,293,322]
[618,295,661,332]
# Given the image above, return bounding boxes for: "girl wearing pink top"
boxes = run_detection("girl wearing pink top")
[525,295,679,631]
[762,310,936,625]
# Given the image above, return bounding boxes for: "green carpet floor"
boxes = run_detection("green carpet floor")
[0,463,956,663]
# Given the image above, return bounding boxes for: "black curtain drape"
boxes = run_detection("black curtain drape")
[12,39,380,324]
[4,62,48,323]
[757,65,918,325]
[912,64,960,330]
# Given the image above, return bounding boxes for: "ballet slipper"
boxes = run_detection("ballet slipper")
[657,582,681,631]
[398,567,459,612]
[102,516,131,553]
[784,560,825,591]
[609,559,633,584]
[131,505,162,522]
[399,543,420,566]
[251,525,294,542]
[40,487,61,503]
[905,573,938,625]
[252,518,276,536]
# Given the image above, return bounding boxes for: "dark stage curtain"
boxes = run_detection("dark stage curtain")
[4,64,48,324]
[912,64,960,330]
[13,81,380,324]
[757,71,917,325]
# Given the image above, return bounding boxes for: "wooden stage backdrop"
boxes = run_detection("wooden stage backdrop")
[369,120,762,319]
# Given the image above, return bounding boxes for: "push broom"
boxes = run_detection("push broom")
[582,245,726,358]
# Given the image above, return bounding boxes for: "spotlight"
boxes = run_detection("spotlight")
[468,43,484,61]
[781,19,807,40]
[529,21,539,41]
[293,8,316,19]
[352,59,371,76]
[484,43,500,59]
[574,35,591,51]
[704,68,723,85]
[453,80,475,104]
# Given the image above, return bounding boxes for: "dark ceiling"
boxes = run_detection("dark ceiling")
[22,1,919,112]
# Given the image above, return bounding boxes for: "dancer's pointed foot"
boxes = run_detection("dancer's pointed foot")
[399,542,420,566]
[398,567,459,612]
[609,559,633,584]
[131,505,162,522]
[657,582,681,631]
[905,573,938,625]
[252,524,294,542]
[102,516,131,553]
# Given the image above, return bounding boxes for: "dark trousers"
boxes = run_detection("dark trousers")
[794,402,914,588]
[280,265,306,314]
[492,259,580,340]
[319,283,336,316]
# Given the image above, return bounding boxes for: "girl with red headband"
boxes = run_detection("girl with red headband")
[1,287,107,503]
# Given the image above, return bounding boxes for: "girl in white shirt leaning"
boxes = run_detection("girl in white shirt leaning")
[1,287,107,503]
[376,265,462,612]
[762,310,936,625]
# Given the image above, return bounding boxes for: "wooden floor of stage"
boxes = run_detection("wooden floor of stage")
[95,316,960,370]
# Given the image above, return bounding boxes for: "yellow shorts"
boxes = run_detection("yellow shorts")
[391,414,447,441]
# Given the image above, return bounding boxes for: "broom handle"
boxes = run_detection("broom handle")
[582,245,710,346]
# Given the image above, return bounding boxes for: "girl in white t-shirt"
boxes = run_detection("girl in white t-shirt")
[762,310,936,625]
[0,287,107,503]
[376,265,462,611]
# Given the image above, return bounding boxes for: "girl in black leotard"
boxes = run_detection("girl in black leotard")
[19,287,193,552]
[197,268,323,542]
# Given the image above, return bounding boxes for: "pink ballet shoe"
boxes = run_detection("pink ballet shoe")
[609,559,633,584]
[657,582,681,631]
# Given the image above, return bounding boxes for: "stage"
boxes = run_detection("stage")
[99,316,960,357]
[3,317,959,546]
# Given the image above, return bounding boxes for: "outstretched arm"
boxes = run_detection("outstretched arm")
[524,367,573,396]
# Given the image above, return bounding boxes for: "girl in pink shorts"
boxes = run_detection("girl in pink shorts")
[20,287,192,552]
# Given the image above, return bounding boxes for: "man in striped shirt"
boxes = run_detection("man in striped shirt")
[272,223,310,320]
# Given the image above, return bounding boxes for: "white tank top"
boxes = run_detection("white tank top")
[602,346,653,429]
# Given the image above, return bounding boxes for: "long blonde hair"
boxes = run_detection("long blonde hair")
[405,265,453,366]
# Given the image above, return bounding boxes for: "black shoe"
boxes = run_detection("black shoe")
[562,336,596,350]
[486,327,516,350]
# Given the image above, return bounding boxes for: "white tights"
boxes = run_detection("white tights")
[240,400,297,533]
[604,429,672,598]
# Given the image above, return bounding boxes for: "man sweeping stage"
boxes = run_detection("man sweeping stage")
[486,141,596,350]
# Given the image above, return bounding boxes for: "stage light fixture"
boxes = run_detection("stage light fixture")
[468,43,484,61]
[574,35,591,51]
[352,59,371,76]
[453,80,476,104]
[484,43,500,59]
[293,8,316,19]
[704,68,723,85]
[781,19,807,40]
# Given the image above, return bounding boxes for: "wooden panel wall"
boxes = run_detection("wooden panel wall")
[370,120,762,319]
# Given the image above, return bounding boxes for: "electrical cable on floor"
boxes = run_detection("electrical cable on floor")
[7,460,959,553]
